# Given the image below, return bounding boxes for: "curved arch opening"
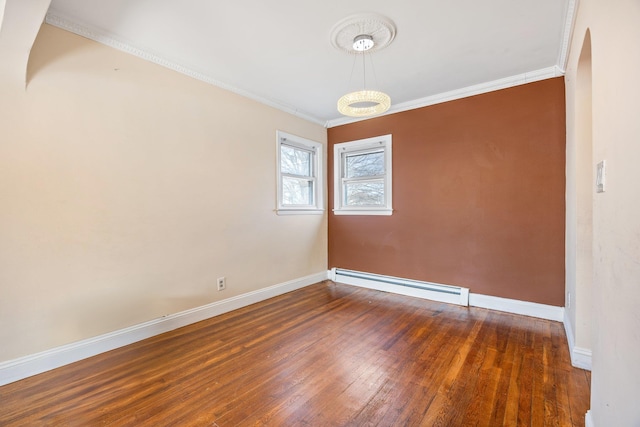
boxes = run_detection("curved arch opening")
[574,28,593,352]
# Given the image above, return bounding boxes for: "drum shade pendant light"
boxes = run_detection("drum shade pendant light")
[331,14,396,118]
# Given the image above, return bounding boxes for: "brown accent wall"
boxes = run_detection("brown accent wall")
[328,78,566,306]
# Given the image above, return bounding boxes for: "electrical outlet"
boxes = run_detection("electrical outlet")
[217,277,226,291]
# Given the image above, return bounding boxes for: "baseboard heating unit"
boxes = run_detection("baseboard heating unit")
[330,268,469,306]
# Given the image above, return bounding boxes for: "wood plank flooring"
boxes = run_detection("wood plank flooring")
[0,281,591,426]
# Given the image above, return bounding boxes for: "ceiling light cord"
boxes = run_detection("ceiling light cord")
[368,52,381,92]
[347,53,358,94]
[362,50,367,91]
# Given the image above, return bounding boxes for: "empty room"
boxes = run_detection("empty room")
[1,0,639,426]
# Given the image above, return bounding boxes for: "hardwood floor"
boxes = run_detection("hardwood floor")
[0,281,591,426]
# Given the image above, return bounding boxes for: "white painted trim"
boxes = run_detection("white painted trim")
[43,11,325,127]
[275,209,324,215]
[468,293,564,322]
[572,347,592,370]
[326,66,565,128]
[564,308,577,356]
[276,130,324,213]
[333,135,393,215]
[43,11,568,130]
[0,271,329,387]
[332,209,393,216]
[331,269,566,323]
[333,268,469,306]
[557,0,579,73]
[585,410,594,427]
[563,309,593,370]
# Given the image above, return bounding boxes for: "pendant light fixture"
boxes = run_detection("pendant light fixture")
[337,35,391,117]
[331,14,396,118]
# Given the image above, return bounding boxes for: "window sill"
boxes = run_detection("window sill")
[276,209,325,216]
[333,209,393,216]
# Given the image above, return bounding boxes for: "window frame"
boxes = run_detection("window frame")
[276,131,324,215]
[333,134,393,216]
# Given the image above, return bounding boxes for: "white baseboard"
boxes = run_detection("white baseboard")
[572,347,592,370]
[329,269,563,322]
[0,271,329,387]
[563,310,593,371]
[585,410,594,427]
[468,293,564,322]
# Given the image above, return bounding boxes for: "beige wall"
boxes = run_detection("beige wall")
[0,24,327,362]
[565,0,640,424]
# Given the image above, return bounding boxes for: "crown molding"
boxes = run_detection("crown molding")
[44,11,326,127]
[325,66,564,128]
[557,0,580,73]
[45,9,573,131]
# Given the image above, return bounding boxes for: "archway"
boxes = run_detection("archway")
[574,28,593,359]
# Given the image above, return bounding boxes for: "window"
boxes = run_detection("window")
[333,134,392,215]
[277,131,323,214]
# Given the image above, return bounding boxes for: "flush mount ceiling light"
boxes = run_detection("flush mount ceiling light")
[331,14,396,118]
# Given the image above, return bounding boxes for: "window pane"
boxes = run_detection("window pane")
[344,181,385,206]
[281,145,311,176]
[282,176,313,205]
[345,151,384,178]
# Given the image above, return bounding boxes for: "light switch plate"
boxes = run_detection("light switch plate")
[596,160,606,193]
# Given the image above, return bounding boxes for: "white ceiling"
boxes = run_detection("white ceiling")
[45,0,574,127]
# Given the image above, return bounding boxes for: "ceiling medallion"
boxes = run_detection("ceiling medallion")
[330,13,397,54]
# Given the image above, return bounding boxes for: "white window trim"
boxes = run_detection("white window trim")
[333,134,393,216]
[276,131,324,215]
